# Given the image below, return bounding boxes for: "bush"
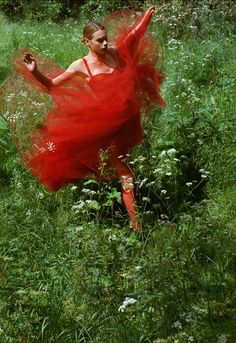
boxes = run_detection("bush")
[0,0,145,21]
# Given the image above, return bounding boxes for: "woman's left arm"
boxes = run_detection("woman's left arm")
[124,7,155,46]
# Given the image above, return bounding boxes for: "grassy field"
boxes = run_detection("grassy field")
[0,2,236,342]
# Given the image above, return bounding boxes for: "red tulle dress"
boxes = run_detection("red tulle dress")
[8,10,165,191]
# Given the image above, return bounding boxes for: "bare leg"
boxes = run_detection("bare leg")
[109,153,141,231]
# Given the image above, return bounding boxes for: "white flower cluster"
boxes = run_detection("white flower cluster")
[172,320,182,330]
[199,168,210,178]
[81,188,96,195]
[218,334,228,343]
[118,297,137,312]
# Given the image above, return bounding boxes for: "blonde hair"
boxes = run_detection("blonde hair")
[82,21,105,42]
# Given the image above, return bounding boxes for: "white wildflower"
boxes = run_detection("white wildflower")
[134,266,142,271]
[139,178,148,188]
[26,210,32,217]
[108,234,117,242]
[118,297,137,312]
[186,182,193,187]
[161,189,167,194]
[81,188,96,195]
[38,192,44,199]
[172,320,182,329]
[153,168,162,174]
[71,185,78,191]
[159,150,166,157]
[218,334,228,343]
[72,201,86,211]
[75,226,84,232]
[165,172,172,176]
[19,90,28,97]
[146,181,155,187]
[137,155,146,162]
[142,197,150,202]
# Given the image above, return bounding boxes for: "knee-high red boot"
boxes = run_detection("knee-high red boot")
[121,175,141,231]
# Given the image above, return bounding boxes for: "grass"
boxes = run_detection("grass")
[0,1,236,342]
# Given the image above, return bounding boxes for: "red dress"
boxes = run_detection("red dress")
[9,10,165,191]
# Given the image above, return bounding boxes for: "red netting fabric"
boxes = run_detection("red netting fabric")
[3,10,165,191]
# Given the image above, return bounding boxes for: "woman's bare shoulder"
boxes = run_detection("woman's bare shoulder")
[66,58,85,73]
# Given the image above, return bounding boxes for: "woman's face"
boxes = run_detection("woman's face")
[87,30,108,55]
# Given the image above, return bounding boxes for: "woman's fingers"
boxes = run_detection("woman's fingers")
[23,53,35,64]
[147,6,155,14]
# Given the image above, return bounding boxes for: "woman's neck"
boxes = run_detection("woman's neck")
[87,49,107,63]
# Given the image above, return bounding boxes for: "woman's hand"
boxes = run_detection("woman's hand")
[144,6,155,18]
[23,53,37,73]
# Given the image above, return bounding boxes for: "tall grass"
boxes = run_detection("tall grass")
[0,1,236,342]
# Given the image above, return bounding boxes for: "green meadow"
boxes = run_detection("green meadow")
[0,1,235,342]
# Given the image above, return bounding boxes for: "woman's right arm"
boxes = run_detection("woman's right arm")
[24,53,80,89]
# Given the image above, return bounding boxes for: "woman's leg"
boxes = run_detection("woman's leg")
[109,154,141,231]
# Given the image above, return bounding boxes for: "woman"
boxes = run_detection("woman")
[15,6,165,231]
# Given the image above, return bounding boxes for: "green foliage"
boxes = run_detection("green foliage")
[0,0,145,21]
[0,0,236,342]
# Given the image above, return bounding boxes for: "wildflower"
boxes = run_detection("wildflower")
[134,266,142,271]
[172,320,182,329]
[159,150,166,157]
[72,201,86,211]
[71,185,78,191]
[139,178,148,188]
[38,192,44,199]
[153,168,162,174]
[26,210,32,216]
[75,226,84,232]
[165,172,172,176]
[19,90,28,97]
[146,181,155,187]
[218,334,228,343]
[137,155,146,161]
[167,148,177,155]
[186,182,193,187]
[108,234,117,242]
[81,188,96,195]
[161,189,167,194]
[118,297,137,312]
[145,210,154,214]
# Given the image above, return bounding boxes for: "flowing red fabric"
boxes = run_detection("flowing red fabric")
[7,10,165,191]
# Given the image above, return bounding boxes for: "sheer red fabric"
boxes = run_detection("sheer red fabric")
[8,10,165,191]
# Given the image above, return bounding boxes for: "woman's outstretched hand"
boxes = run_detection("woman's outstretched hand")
[145,6,155,18]
[23,53,37,73]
